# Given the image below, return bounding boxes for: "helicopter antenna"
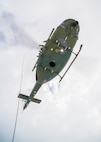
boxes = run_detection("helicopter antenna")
[48,28,55,40]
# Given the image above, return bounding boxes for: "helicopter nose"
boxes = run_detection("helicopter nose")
[71,21,79,27]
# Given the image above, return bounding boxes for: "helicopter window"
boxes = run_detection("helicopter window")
[61,21,68,28]
[36,73,38,80]
[76,27,79,35]
[49,61,56,67]
[62,22,67,27]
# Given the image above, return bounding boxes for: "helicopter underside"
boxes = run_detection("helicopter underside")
[36,46,72,83]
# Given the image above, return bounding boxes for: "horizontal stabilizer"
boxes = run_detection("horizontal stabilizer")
[18,94,41,104]
[18,94,29,100]
[32,98,41,103]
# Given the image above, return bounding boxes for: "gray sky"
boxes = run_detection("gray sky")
[0,0,101,142]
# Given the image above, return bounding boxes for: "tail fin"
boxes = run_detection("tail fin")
[18,94,41,104]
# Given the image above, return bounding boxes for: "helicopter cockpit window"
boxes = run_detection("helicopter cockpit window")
[61,21,68,28]
[76,27,80,35]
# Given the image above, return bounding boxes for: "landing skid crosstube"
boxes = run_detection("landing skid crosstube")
[59,44,83,82]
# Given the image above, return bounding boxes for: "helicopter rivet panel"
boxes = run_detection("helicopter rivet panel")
[54,47,65,53]
[60,24,66,29]
[65,37,68,40]
[51,70,54,73]
[34,91,37,94]
[44,67,47,70]
[51,48,53,51]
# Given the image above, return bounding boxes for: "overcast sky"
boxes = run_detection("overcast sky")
[0,0,101,142]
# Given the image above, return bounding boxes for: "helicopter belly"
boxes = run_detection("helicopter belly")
[36,49,71,83]
[35,19,80,84]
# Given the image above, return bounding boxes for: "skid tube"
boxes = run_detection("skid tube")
[59,44,83,82]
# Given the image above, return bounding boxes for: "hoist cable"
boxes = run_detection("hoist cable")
[19,48,34,91]
[12,54,25,142]
[12,99,20,142]
[11,48,34,142]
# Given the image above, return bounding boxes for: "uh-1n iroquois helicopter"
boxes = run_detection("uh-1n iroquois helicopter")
[18,19,82,110]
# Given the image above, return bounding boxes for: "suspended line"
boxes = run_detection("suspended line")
[11,48,34,142]
[19,48,35,91]
[12,99,20,142]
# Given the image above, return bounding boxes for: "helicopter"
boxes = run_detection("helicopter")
[18,19,82,110]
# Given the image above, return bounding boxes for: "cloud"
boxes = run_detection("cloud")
[0,10,39,142]
[0,0,101,142]
[0,11,38,49]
